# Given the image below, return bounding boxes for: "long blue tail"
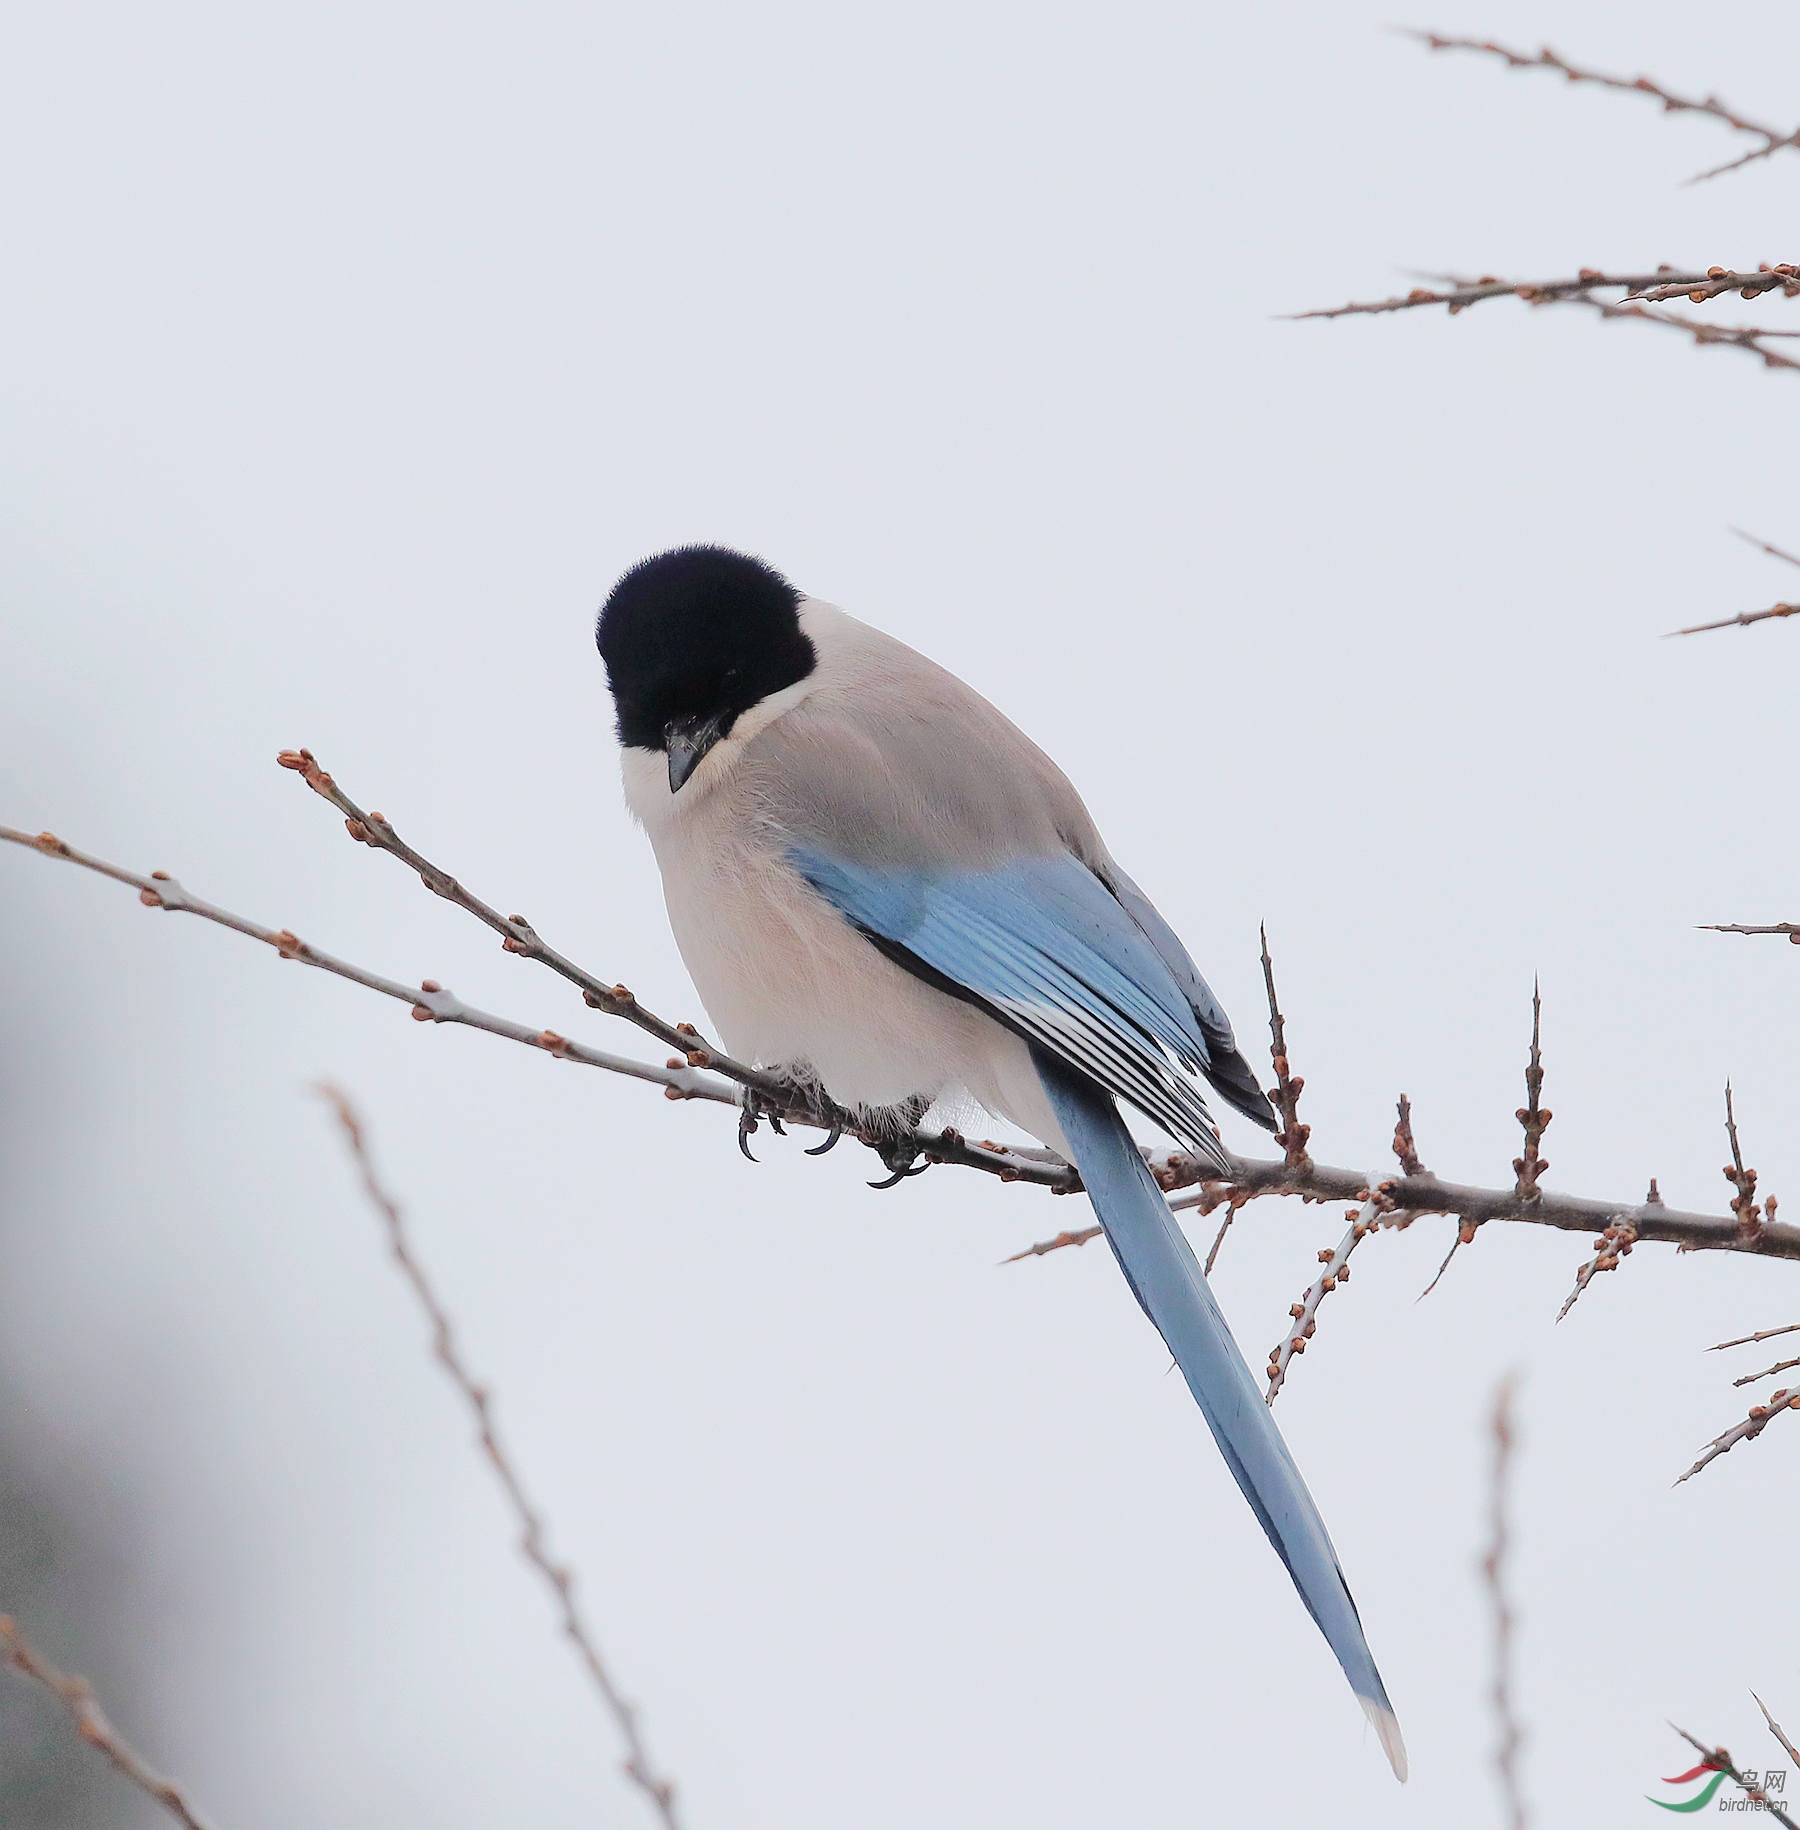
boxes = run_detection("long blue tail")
[1034,1050,1407,1780]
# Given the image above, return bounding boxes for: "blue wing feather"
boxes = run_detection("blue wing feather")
[788,847,1227,1164]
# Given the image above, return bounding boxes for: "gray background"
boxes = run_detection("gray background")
[3,1,1796,1823]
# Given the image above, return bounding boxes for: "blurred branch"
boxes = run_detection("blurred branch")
[316,1086,682,1829]
[1668,1727,1799,1829]
[1408,32,1800,184]
[0,1616,212,1830]
[1484,1377,1527,1830]
[9,824,1800,1262]
[1296,270,1800,375]
[1733,529,1800,571]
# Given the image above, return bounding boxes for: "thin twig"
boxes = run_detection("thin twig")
[1753,1693,1800,1771]
[1392,1095,1428,1178]
[1701,923,1800,942]
[1668,1727,1800,1830]
[12,824,1800,1261]
[1484,1376,1527,1830]
[1407,32,1800,185]
[0,1616,213,1830]
[1711,1323,1800,1352]
[1675,1385,1800,1485]
[1265,1198,1383,1404]
[1722,1084,1774,1247]
[1296,272,1800,375]
[1734,529,1800,571]
[1555,1217,1636,1323]
[315,1086,682,1828]
[1513,982,1550,1201]
[1733,1355,1800,1389]
[1670,602,1800,637]
[1292,267,1797,321]
[1259,924,1310,1171]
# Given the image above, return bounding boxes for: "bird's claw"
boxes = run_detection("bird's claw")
[867,1152,929,1191]
[737,1103,760,1163]
[805,1124,843,1156]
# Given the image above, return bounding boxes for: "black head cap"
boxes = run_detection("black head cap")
[596,547,815,771]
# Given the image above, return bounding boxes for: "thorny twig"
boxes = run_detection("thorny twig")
[8,824,1799,1260]
[1671,602,1800,637]
[1733,1355,1800,1389]
[1722,1084,1775,1247]
[1296,271,1800,376]
[1259,924,1310,1171]
[0,1616,213,1830]
[1702,923,1800,942]
[1667,1727,1800,1830]
[1513,983,1551,1201]
[1392,1095,1427,1178]
[1485,1377,1528,1830]
[315,1086,682,1829]
[1555,1217,1636,1323]
[1675,1384,1800,1485]
[1753,1693,1800,1772]
[1710,1323,1800,1352]
[1407,32,1800,185]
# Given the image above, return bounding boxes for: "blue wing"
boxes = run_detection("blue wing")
[787,846,1230,1167]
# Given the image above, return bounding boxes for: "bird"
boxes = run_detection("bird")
[595,544,1406,1779]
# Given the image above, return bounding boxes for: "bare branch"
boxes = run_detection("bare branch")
[1392,1095,1427,1178]
[1513,982,1551,1202]
[0,1616,213,1830]
[1668,1727,1800,1829]
[1484,1376,1528,1830]
[1670,601,1800,637]
[1555,1217,1636,1323]
[1407,32,1800,185]
[1753,1693,1800,1772]
[1732,1355,1800,1389]
[13,823,1800,1262]
[1675,1384,1800,1485]
[1723,1084,1775,1247]
[1734,529,1800,571]
[1624,269,1800,306]
[1701,923,1800,942]
[271,753,1068,1190]
[1001,1226,1102,1263]
[1711,1323,1800,1352]
[1296,272,1800,375]
[316,1086,682,1828]
[1258,924,1310,1171]
[1265,1198,1384,1404]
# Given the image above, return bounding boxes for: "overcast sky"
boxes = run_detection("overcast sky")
[3,2,1798,1824]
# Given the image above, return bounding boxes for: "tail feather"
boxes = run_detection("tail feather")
[1033,1048,1406,1782]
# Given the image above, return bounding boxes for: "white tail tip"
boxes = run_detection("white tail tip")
[1361,1695,1409,1782]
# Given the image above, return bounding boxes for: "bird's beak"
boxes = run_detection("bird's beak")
[665,712,728,793]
